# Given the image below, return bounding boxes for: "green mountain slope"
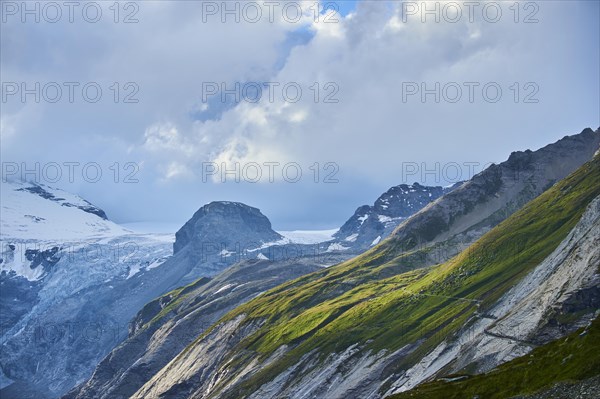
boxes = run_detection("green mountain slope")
[191,156,600,397]
[388,317,600,399]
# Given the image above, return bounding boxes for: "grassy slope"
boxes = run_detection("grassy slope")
[198,156,599,397]
[389,318,600,399]
[141,277,211,331]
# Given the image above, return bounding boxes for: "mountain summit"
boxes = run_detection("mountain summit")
[334,183,457,249]
[173,201,283,254]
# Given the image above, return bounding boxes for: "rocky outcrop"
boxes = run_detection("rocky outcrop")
[16,184,108,220]
[334,183,457,250]
[385,127,600,262]
[66,259,321,399]
[515,376,600,399]
[173,202,283,254]
[386,195,600,396]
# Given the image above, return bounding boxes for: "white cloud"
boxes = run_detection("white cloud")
[1,1,598,227]
[119,1,599,188]
[162,161,193,181]
[0,114,17,140]
[143,123,190,154]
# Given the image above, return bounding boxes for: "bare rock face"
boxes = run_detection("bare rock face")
[389,128,600,251]
[174,201,283,254]
[65,259,321,399]
[334,183,457,250]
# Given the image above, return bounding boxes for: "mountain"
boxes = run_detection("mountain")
[0,181,156,331]
[61,185,460,399]
[1,178,441,398]
[0,181,128,243]
[332,183,459,250]
[384,188,600,396]
[389,312,600,399]
[377,127,600,269]
[0,185,323,398]
[0,182,173,398]
[116,129,599,399]
[174,201,284,254]
[64,258,326,399]
[169,201,291,282]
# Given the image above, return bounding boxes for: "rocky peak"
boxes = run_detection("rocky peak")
[389,127,600,246]
[333,183,456,250]
[173,201,282,254]
[373,182,451,217]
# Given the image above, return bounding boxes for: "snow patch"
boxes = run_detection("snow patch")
[378,215,392,223]
[213,283,235,295]
[344,233,358,242]
[277,229,338,244]
[1,181,131,241]
[220,249,235,257]
[326,243,350,252]
[371,236,381,246]
[357,214,369,224]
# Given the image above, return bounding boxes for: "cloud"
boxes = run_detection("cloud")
[1,1,598,228]
[143,123,190,154]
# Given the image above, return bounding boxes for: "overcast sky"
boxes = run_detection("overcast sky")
[1,0,599,230]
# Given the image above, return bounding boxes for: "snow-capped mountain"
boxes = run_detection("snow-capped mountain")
[0,181,175,397]
[333,182,459,250]
[1,181,128,240]
[0,183,345,398]
[0,181,172,281]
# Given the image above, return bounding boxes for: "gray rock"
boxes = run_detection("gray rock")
[385,128,600,264]
[64,258,322,399]
[334,182,458,250]
[174,201,283,254]
[511,375,600,399]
